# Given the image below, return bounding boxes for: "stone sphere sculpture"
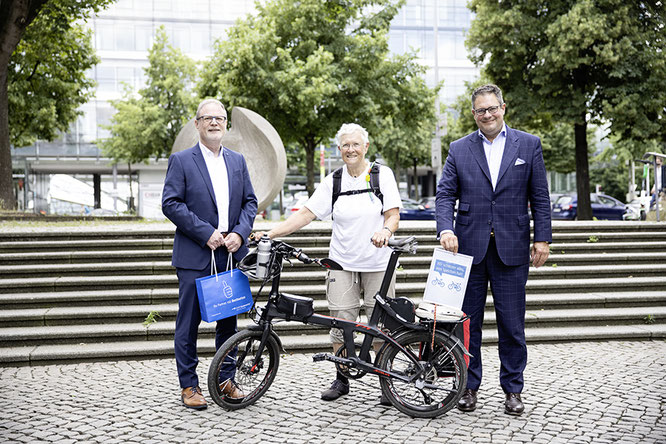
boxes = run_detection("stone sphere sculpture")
[171,106,287,212]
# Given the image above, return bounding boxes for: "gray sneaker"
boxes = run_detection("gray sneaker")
[321,379,349,401]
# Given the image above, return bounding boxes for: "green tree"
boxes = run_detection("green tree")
[368,53,438,198]
[0,0,112,210]
[99,27,197,164]
[466,0,666,219]
[589,158,629,202]
[444,76,581,174]
[198,0,437,195]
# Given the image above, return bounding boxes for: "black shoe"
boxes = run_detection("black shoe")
[379,391,391,406]
[457,388,477,412]
[504,393,524,416]
[321,379,349,401]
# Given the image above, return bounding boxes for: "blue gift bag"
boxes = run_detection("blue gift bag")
[196,251,253,322]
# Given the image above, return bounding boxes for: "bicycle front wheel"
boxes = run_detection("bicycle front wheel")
[377,330,467,418]
[207,329,280,410]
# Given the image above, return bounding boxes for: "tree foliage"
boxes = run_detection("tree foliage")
[198,0,437,195]
[589,158,630,203]
[0,0,112,209]
[466,0,666,219]
[99,27,197,164]
[9,13,98,147]
[443,75,584,174]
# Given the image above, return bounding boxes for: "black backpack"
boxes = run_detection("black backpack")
[331,162,384,213]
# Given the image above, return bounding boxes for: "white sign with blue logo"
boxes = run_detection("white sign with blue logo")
[423,247,473,309]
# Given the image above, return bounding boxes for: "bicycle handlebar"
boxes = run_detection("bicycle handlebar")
[248,236,343,270]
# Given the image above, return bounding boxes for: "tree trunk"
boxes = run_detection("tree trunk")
[0,0,49,210]
[0,65,14,210]
[305,138,315,196]
[574,116,592,220]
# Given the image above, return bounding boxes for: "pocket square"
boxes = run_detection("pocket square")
[515,158,526,166]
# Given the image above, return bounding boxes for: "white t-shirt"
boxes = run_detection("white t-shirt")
[305,163,402,272]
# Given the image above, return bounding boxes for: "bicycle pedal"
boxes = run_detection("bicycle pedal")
[312,353,328,362]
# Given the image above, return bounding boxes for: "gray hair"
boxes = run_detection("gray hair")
[196,98,226,118]
[471,84,504,108]
[335,123,369,146]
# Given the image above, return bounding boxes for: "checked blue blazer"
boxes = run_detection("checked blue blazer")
[436,125,552,265]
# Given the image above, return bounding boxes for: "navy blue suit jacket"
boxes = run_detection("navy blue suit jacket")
[436,126,552,266]
[162,144,258,270]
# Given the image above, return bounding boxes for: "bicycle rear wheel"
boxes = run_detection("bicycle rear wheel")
[377,330,467,418]
[207,329,280,410]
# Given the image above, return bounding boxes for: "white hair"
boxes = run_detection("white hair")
[196,98,226,118]
[335,123,369,146]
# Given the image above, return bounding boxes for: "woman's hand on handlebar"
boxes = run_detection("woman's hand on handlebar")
[371,229,391,248]
[249,231,270,246]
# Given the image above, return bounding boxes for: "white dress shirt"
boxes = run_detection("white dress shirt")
[199,142,229,232]
[438,124,508,239]
[478,123,507,191]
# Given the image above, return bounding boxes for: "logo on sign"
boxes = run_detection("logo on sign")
[433,259,467,278]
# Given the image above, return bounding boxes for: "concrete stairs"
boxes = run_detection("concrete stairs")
[0,220,664,365]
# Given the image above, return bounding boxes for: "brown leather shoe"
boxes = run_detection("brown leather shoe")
[181,386,207,410]
[220,379,244,400]
[505,393,524,415]
[457,388,477,412]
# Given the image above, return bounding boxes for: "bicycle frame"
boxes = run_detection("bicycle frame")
[247,238,469,385]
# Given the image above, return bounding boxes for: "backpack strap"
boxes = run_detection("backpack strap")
[369,162,384,211]
[331,162,384,213]
[331,167,343,210]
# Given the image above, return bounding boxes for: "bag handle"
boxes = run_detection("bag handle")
[227,252,234,276]
[210,249,235,282]
[210,250,218,281]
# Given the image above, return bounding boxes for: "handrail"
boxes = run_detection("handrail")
[642,152,665,221]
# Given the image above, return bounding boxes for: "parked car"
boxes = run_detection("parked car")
[284,192,309,214]
[419,196,436,210]
[550,193,566,210]
[551,193,625,220]
[400,199,435,220]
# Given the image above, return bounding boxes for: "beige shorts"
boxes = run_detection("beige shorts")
[325,269,396,344]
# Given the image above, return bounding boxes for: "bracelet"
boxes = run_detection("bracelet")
[383,226,393,236]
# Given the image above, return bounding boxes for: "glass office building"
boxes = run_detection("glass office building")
[11,0,479,213]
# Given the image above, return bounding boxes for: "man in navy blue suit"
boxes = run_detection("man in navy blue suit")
[436,84,552,416]
[162,98,257,409]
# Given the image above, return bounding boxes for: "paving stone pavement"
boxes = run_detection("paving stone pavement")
[1,340,665,443]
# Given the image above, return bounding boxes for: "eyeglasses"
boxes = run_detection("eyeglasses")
[197,115,227,124]
[341,142,363,150]
[473,105,502,116]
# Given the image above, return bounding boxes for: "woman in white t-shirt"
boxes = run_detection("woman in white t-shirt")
[254,123,402,403]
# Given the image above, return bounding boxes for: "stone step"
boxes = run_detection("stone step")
[2,289,664,328]
[1,305,664,347]
[1,262,664,291]
[2,248,665,269]
[3,323,665,365]
[1,220,664,366]
[1,232,664,256]
[0,273,664,303]
[399,252,666,268]
[2,220,665,254]
[2,285,664,312]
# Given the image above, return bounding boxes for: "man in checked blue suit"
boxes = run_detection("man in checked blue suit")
[162,98,257,410]
[436,84,552,416]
